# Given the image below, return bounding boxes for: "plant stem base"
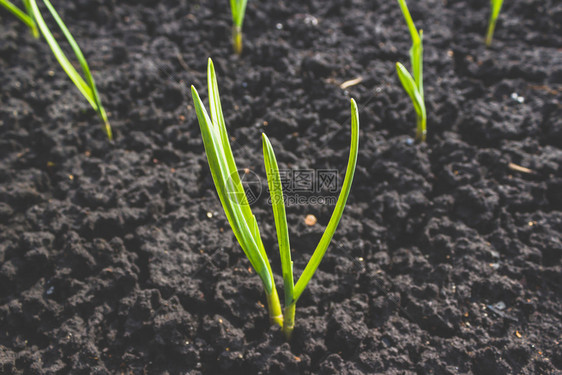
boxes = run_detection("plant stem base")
[416,116,426,143]
[283,303,295,340]
[232,25,243,55]
[266,288,283,327]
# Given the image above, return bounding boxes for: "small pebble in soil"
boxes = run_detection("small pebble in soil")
[46,286,55,295]
[276,23,283,30]
[207,212,213,218]
[305,214,317,226]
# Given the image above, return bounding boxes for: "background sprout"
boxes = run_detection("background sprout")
[191,58,359,340]
[0,0,113,141]
[29,0,112,140]
[485,0,503,47]
[229,0,248,55]
[0,0,39,37]
[395,0,426,142]
[2,0,111,139]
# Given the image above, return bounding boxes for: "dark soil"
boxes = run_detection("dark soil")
[1,0,561,373]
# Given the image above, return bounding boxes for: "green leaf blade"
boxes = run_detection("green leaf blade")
[191,75,273,294]
[396,0,425,141]
[396,62,426,141]
[486,0,503,46]
[292,98,360,303]
[0,0,37,35]
[397,0,420,46]
[29,0,94,104]
[409,31,423,100]
[262,133,293,305]
[205,59,274,284]
[29,0,112,140]
[229,0,248,54]
[396,62,422,116]
[207,59,244,204]
[229,0,248,28]
[491,0,503,20]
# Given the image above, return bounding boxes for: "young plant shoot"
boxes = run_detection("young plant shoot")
[0,0,39,37]
[1,0,111,139]
[28,0,112,140]
[485,0,503,47]
[395,0,426,142]
[229,0,248,55]
[191,58,359,340]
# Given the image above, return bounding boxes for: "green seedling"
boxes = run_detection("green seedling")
[485,0,503,47]
[1,0,112,140]
[191,58,359,340]
[29,0,112,140]
[395,0,426,142]
[229,0,248,55]
[0,0,39,37]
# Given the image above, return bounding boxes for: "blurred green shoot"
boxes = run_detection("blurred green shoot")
[192,58,359,340]
[485,0,503,47]
[229,0,248,55]
[1,0,112,139]
[12,0,113,141]
[0,0,39,37]
[395,0,426,142]
[29,0,112,140]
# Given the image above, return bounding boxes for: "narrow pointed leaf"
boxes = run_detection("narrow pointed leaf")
[230,0,248,27]
[397,0,420,46]
[293,99,360,303]
[191,79,273,294]
[263,133,294,305]
[29,0,112,140]
[491,0,503,20]
[396,62,425,119]
[409,31,423,100]
[486,0,503,46]
[208,60,248,210]
[29,0,94,106]
[206,59,274,282]
[40,0,111,139]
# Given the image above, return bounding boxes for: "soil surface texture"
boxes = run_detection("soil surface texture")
[1,0,561,373]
